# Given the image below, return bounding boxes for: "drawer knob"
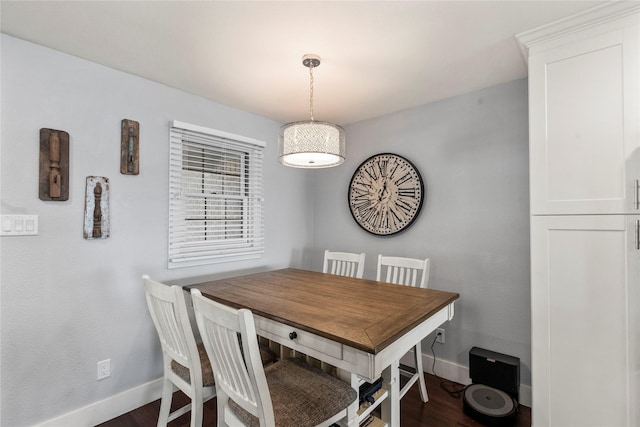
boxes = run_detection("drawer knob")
[289,331,298,340]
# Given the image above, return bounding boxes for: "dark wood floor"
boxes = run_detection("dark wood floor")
[98,373,530,427]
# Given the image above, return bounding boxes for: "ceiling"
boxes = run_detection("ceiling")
[1,1,608,126]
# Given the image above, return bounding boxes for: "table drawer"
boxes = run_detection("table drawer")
[254,315,343,360]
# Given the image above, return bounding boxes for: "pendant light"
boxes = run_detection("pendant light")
[278,54,345,168]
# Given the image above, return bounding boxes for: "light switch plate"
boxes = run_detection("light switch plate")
[0,215,39,236]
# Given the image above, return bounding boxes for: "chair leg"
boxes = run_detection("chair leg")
[157,377,174,427]
[191,386,204,427]
[414,344,429,402]
[217,390,230,427]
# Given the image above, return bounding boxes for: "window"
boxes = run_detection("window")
[168,121,265,268]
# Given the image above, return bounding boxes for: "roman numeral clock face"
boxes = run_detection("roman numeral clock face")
[348,153,424,235]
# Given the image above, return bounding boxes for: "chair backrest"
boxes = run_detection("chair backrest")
[376,255,431,288]
[323,250,366,278]
[143,275,201,382]
[191,289,275,425]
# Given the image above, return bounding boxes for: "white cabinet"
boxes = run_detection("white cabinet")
[518,3,640,426]
[522,4,639,215]
[530,215,639,426]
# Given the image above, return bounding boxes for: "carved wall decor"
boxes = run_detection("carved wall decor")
[120,119,139,175]
[83,176,110,239]
[39,128,70,201]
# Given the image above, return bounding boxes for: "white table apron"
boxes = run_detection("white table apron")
[253,302,456,427]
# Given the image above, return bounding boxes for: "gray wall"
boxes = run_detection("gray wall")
[0,35,313,427]
[310,78,531,384]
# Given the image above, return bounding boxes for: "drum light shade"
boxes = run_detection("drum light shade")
[278,120,345,168]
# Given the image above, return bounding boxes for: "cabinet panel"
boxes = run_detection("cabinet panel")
[546,43,624,204]
[529,24,639,215]
[531,215,638,426]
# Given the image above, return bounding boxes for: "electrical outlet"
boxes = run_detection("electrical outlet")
[435,328,445,344]
[97,359,111,380]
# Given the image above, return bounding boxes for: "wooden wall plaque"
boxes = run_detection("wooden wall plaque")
[39,128,70,201]
[120,119,139,175]
[83,176,110,239]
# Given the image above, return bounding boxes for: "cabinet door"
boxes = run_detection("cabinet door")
[529,22,639,215]
[531,215,639,426]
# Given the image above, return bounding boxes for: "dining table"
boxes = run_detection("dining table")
[187,268,459,427]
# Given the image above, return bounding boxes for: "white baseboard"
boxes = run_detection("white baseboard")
[400,351,532,408]
[34,353,532,427]
[34,379,164,427]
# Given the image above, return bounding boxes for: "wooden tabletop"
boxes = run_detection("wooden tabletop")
[188,268,459,354]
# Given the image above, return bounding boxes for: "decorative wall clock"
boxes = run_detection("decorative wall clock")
[348,153,424,236]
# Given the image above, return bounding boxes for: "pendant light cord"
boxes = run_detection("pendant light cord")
[309,63,315,121]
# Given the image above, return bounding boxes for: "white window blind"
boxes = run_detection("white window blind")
[168,121,265,268]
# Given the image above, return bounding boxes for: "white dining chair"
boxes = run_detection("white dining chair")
[376,255,431,402]
[143,275,216,427]
[191,288,358,427]
[323,250,366,278]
